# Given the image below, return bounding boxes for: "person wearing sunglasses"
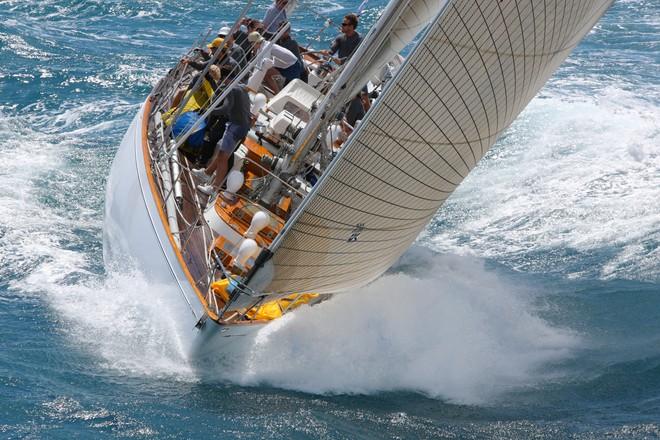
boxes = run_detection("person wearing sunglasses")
[321,13,361,65]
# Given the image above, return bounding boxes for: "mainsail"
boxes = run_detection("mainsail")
[255,0,614,295]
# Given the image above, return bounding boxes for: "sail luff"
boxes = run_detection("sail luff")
[255,0,614,295]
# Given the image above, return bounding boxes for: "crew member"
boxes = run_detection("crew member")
[193,76,252,197]
[217,27,248,69]
[249,31,302,93]
[262,0,289,39]
[277,26,308,83]
[321,13,361,64]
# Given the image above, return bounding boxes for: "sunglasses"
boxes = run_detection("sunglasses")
[341,22,351,26]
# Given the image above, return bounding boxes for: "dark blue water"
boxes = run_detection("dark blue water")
[1,1,659,438]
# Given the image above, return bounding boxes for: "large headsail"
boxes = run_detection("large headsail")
[254,0,614,295]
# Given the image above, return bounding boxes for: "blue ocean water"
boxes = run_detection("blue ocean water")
[1,0,659,438]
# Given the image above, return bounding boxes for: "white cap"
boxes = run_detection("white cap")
[248,31,264,44]
[218,26,231,37]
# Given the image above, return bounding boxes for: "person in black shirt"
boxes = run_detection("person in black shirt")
[321,13,361,64]
[344,93,365,127]
[193,78,252,196]
[217,27,247,70]
[234,18,265,61]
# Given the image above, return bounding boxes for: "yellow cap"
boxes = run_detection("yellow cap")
[207,37,224,49]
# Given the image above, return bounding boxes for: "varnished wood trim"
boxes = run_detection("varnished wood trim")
[140,99,219,321]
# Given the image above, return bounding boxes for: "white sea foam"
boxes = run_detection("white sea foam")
[43,267,196,380]
[315,2,345,14]
[0,109,69,283]
[234,249,579,404]
[0,32,49,59]
[42,396,157,436]
[0,103,194,381]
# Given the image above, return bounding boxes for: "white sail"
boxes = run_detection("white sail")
[256,0,614,295]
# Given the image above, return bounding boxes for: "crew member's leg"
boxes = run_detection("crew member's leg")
[198,123,245,195]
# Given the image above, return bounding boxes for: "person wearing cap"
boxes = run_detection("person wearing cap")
[217,26,247,69]
[185,37,239,75]
[262,0,288,39]
[248,31,301,93]
[321,13,362,64]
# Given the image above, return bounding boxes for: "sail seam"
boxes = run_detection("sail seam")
[437,20,491,167]
[326,175,441,212]
[296,212,430,232]
[341,156,450,201]
[495,2,527,125]
[450,2,499,149]
[396,60,473,171]
[361,127,501,148]
[279,227,421,245]
[313,191,443,221]
[278,238,419,256]
[271,264,400,283]
[426,34,582,59]
[352,137,455,193]
[370,120,461,187]
[415,44,482,164]
[476,2,513,136]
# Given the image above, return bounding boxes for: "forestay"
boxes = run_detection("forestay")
[259,0,614,295]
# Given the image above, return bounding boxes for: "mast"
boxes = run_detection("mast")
[285,0,417,174]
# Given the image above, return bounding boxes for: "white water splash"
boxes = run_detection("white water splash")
[236,250,580,404]
[43,268,196,379]
[0,104,194,381]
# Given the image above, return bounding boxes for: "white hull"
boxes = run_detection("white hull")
[104,101,264,361]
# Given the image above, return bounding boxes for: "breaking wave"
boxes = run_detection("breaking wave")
[426,86,660,282]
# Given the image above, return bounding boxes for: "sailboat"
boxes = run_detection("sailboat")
[104,0,614,357]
